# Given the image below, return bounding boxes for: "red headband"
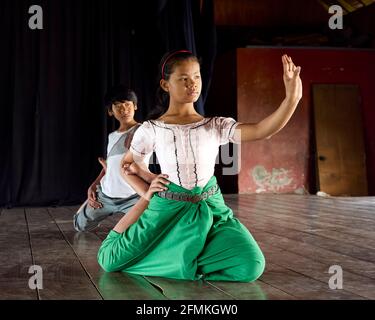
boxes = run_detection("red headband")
[161,50,193,80]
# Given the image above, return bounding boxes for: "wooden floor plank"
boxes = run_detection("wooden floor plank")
[238,203,375,250]
[228,197,375,240]
[0,208,37,300]
[26,207,102,300]
[279,197,374,211]
[144,276,234,300]
[224,194,375,299]
[236,195,375,225]
[258,240,372,299]
[242,215,375,263]
[225,194,375,219]
[225,199,375,263]
[260,261,363,300]
[205,279,294,300]
[276,195,375,215]
[250,227,375,280]
[48,207,166,300]
[226,196,375,236]
[3,194,375,300]
[262,196,374,228]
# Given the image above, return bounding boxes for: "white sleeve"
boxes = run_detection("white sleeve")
[214,117,240,145]
[130,121,155,159]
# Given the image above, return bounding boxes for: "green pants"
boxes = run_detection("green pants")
[97,176,265,282]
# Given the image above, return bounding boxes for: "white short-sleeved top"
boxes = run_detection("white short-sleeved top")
[100,125,150,198]
[130,117,240,190]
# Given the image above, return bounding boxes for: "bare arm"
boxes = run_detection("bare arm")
[120,151,151,197]
[234,55,302,142]
[113,174,169,233]
[124,161,157,184]
[92,168,106,186]
[113,197,150,233]
[98,157,107,172]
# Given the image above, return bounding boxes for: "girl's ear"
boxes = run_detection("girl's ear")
[107,109,113,116]
[134,104,138,111]
[160,79,169,93]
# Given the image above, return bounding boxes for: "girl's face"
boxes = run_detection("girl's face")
[162,59,202,104]
[109,100,137,121]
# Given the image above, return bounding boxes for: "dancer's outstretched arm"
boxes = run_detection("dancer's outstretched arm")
[234,54,303,142]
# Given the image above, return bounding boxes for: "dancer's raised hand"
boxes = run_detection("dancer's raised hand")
[282,54,302,102]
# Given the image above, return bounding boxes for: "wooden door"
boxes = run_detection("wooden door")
[313,84,368,196]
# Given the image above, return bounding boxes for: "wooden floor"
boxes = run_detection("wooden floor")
[1,194,375,300]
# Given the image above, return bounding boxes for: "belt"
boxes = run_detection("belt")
[157,184,219,203]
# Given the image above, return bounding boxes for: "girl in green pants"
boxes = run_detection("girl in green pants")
[98,50,302,282]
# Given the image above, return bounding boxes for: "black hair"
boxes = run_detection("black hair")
[104,84,138,112]
[147,50,200,120]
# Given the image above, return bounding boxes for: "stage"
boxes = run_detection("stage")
[1,194,374,300]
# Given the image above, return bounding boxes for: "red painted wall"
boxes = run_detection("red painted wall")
[236,48,375,195]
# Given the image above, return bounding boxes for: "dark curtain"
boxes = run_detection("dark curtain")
[0,0,216,207]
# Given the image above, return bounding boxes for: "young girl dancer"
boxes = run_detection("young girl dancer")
[97,50,302,282]
[74,85,149,232]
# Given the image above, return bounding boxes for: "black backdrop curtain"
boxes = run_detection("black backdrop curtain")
[0,0,216,207]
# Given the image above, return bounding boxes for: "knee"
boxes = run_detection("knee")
[73,212,97,232]
[97,243,122,273]
[97,252,118,273]
[74,222,90,232]
[73,213,84,231]
[238,251,266,283]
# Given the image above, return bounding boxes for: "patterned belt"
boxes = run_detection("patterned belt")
[157,184,219,203]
